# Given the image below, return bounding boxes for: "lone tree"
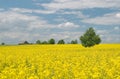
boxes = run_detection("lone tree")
[48,38,55,44]
[1,42,5,45]
[42,41,48,44]
[71,39,78,44]
[36,40,41,44]
[80,27,101,47]
[57,39,65,44]
[24,41,29,44]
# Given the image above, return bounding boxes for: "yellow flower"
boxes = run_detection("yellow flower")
[0,44,119,79]
[43,69,50,77]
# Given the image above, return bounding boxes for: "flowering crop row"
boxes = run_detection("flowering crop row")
[0,44,120,79]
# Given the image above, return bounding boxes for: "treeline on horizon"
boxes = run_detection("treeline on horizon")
[0,27,102,47]
[0,39,78,45]
[19,39,78,45]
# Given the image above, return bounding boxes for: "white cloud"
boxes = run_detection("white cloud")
[114,26,120,30]
[82,12,120,25]
[0,10,81,31]
[53,17,68,23]
[102,34,120,43]
[0,9,82,43]
[116,13,120,18]
[58,22,79,28]
[41,0,120,10]
[10,8,56,14]
[1,32,29,39]
[34,10,56,14]
[54,0,73,3]
[49,31,83,42]
[0,5,119,43]
[59,10,89,19]
[10,8,33,13]
[96,30,109,35]
[0,10,57,43]
[95,28,120,43]
[0,10,56,31]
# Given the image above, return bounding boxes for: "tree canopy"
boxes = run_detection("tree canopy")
[57,39,65,44]
[48,38,55,44]
[80,27,101,47]
[36,40,41,44]
[71,39,78,44]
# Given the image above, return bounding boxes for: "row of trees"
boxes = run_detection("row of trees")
[18,27,101,47]
[18,39,78,45]
[1,27,101,47]
[36,39,78,44]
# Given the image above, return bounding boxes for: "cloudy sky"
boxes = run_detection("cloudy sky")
[0,0,120,44]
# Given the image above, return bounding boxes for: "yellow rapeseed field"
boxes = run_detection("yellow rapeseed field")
[0,44,120,79]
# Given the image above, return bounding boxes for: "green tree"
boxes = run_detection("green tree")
[42,41,48,44]
[48,38,55,44]
[24,41,29,44]
[36,40,41,44]
[80,27,101,47]
[57,39,65,44]
[71,39,78,44]
[1,42,5,45]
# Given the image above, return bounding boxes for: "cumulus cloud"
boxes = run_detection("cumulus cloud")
[0,9,82,43]
[58,10,89,19]
[116,13,120,18]
[0,0,120,43]
[40,0,120,10]
[49,31,83,42]
[96,30,109,35]
[114,26,120,30]
[95,28,120,43]
[82,12,120,25]
[10,8,56,14]
[102,34,120,43]
[0,11,51,31]
[0,10,57,43]
[58,22,79,28]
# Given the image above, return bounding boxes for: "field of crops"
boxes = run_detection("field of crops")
[0,44,120,79]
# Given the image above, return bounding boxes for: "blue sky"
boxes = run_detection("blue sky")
[0,0,120,44]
